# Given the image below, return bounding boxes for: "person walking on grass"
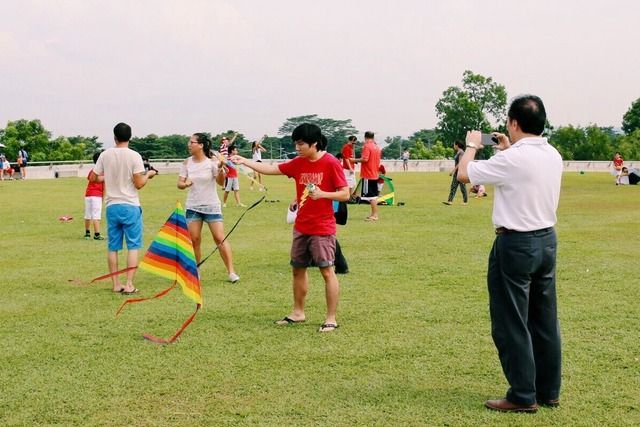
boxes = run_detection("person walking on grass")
[178,133,240,283]
[443,141,468,206]
[352,131,381,221]
[84,151,105,240]
[458,95,562,413]
[222,145,246,208]
[91,122,157,294]
[232,123,349,332]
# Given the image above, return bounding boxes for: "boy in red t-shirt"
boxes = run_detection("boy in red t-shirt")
[84,151,105,240]
[222,145,246,207]
[232,124,349,332]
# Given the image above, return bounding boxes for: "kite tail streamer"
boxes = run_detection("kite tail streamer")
[143,304,201,344]
[115,280,178,316]
[91,266,138,283]
[197,195,265,267]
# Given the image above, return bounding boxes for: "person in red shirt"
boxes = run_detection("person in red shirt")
[613,152,624,174]
[84,151,105,240]
[353,131,382,221]
[232,123,349,332]
[340,136,357,197]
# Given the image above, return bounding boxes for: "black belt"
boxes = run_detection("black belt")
[495,227,553,235]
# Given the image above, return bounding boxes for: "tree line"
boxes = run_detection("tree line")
[2,72,639,162]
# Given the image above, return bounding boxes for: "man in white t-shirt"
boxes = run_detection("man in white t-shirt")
[91,122,157,294]
[458,95,562,413]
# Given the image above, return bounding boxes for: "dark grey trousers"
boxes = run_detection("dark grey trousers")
[448,172,467,203]
[487,228,562,405]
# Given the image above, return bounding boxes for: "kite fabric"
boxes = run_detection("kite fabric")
[103,201,203,344]
[138,202,202,306]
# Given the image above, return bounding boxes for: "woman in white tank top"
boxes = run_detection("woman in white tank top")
[177,133,240,283]
[251,137,267,191]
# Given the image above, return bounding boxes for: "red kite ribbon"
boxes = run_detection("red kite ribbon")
[143,304,201,344]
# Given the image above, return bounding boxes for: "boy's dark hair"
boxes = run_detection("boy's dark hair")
[348,135,357,142]
[454,141,464,149]
[113,122,132,142]
[193,133,212,159]
[508,95,546,135]
[92,150,103,164]
[364,131,375,139]
[291,123,322,147]
[318,135,328,151]
[228,144,238,153]
[335,152,344,159]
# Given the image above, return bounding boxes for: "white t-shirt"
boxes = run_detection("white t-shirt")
[94,146,145,207]
[179,157,222,214]
[467,137,562,231]
[252,149,262,162]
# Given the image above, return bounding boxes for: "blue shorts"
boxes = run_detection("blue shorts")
[106,204,143,251]
[186,209,223,223]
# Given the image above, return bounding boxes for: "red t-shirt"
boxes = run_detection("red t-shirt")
[341,143,354,170]
[278,153,347,236]
[360,140,381,179]
[85,169,104,197]
[226,160,238,178]
[377,164,386,184]
[614,157,624,168]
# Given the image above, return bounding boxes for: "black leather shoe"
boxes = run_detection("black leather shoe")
[485,398,539,413]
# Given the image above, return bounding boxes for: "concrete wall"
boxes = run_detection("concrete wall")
[17,159,635,180]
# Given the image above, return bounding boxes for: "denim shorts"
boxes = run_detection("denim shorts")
[106,204,143,251]
[186,209,223,223]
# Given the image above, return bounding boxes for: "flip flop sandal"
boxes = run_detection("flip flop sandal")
[274,316,305,325]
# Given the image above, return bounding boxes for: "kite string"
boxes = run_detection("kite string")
[197,195,266,267]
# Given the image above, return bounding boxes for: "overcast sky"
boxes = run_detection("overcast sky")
[1,0,639,147]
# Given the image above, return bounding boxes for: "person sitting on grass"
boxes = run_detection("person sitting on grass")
[231,123,349,333]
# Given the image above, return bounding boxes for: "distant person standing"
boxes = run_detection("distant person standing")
[219,133,237,159]
[17,147,28,179]
[91,122,157,294]
[222,145,246,208]
[353,131,382,221]
[458,95,563,413]
[442,141,468,206]
[341,136,357,197]
[84,151,105,240]
[250,137,267,190]
[613,152,624,175]
[401,149,410,171]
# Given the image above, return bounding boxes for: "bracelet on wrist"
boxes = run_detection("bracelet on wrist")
[466,144,480,150]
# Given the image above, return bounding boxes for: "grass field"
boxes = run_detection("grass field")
[1,171,638,426]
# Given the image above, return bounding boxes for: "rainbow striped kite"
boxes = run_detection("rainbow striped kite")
[138,203,202,306]
[115,202,202,344]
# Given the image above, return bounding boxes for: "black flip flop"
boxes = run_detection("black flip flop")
[318,323,339,332]
[274,316,305,325]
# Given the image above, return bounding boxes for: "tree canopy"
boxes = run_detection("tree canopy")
[278,115,358,155]
[622,97,640,135]
[435,70,507,146]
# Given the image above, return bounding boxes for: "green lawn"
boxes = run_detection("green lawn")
[1,172,638,426]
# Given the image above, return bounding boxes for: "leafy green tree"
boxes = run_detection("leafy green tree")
[381,136,408,159]
[48,136,87,161]
[617,129,640,160]
[435,70,507,146]
[130,134,190,159]
[67,136,102,158]
[622,97,640,135]
[0,119,51,161]
[278,115,358,154]
[549,125,618,160]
